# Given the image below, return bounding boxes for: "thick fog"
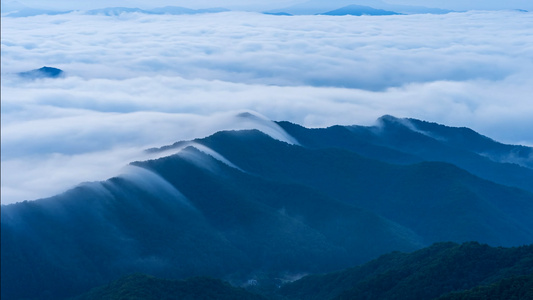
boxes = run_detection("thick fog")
[2,10,533,204]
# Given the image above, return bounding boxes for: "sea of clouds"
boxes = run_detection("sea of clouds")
[2,10,533,204]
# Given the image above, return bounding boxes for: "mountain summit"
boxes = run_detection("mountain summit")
[321,5,400,16]
[18,66,64,79]
[267,0,452,15]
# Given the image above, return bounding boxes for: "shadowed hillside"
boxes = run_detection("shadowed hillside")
[73,274,266,300]
[278,116,533,192]
[279,242,533,300]
[71,242,533,300]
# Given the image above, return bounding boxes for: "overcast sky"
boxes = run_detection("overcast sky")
[2,9,533,204]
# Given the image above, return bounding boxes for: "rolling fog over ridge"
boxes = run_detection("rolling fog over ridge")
[2,9,533,204]
[3,116,533,299]
[2,2,533,299]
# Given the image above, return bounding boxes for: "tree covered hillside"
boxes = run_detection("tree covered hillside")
[279,242,533,300]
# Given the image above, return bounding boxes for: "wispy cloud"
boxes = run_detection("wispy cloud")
[2,11,532,203]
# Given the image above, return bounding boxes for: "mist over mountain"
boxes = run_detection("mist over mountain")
[3,5,229,17]
[2,4,532,299]
[278,115,533,192]
[320,5,401,16]
[267,0,452,15]
[2,115,532,300]
[150,6,229,14]
[2,1,450,17]
[3,11,532,206]
[1,2,71,17]
[85,6,229,16]
[17,66,64,79]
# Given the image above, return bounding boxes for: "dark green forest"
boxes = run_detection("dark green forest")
[279,242,533,300]
[437,275,533,300]
[73,275,267,300]
[73,242,533,300]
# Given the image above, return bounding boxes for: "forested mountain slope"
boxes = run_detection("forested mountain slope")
[279,242,533,300]
[2,117,532,300]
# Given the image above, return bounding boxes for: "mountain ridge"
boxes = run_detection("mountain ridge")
[277,116,533,192]
[4,1,452,17]
[2,116,532,300]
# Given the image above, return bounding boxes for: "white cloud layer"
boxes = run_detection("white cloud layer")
[2,11,533,204]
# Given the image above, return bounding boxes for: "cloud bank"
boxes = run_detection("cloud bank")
[2,11,533,204]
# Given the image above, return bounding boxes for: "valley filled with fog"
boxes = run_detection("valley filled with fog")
[2,9,533,204]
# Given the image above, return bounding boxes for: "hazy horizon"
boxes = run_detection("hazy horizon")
[3,0,533,11]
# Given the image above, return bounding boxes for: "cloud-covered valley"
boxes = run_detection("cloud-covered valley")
[2,10,533,204]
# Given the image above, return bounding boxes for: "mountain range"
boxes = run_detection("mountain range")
[2,1,453,17]
[2,5,230,17]
[85,6,230,17]
[2,114,532,300]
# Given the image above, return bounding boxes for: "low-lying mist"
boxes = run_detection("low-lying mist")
[2,10,532,204]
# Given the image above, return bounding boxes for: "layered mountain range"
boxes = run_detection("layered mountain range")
[2,0,453,17]
[2,5,230,17]
[2,114,532,300]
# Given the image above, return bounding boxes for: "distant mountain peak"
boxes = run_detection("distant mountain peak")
[376,114,416,130]
[377,114,400,122]
[236,111,262,119]
[232,111,300,145]
[268,0,452,15]
[321,4,401,16]
[18,66,64,79]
